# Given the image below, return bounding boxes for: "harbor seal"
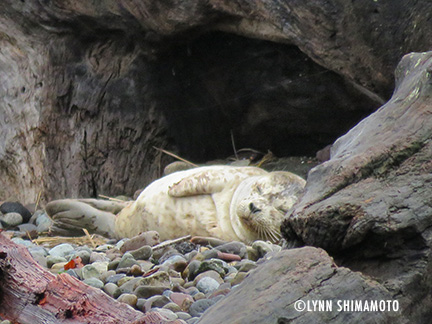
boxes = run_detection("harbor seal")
[46,165,306,243]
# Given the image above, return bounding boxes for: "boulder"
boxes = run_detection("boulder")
[282,51,432,322]
[198,247,407,324]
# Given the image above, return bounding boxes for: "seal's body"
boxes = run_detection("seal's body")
[47,166,306,243]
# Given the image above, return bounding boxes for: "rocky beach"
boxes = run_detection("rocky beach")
[1,1,432,323]
[0,200,284,324]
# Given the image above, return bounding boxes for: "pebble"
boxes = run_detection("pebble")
[134,286,168,299]
[252,240,273,259]
[65,269,80,279]
[231,271,249,286]
[50,262,68,273]
[28,246,49,267]
[35,212,53,232]
[118,253,139,268]
[11,237,34,247]
[81,265,102,280]
[189,299,216,317]
[170,292,194,311]
[187,317,200,324]
[117,293,138,307]
[153,308,178,321]
[141,271,171,288]
[193,292,206,301]
[92,261,109,273]
[162,255,188,271]
[202,249,218,260]
[17,223,38,238]
[70,250,90,264]
[119,277,142,293]
[136,298,146,311]
[108,260,120,270]
[171,277,186,287]
[129,264,144,276]
[89,251,110,263]
[49,243,75,258]
[208,283,231,298]
[0,201,32,222]
[105,273,126,284]
[117,276,134,287]
[215,241,247,258]
[47,255,67,268]
[183,286,200,297]
[0,320,12,324]
[196,277,220,295]
[95,244,115,252]
[163,302,182,312]
[144,295,171,311]
[176,311,192,321]
[100,269,116,283]
[190,236,227,247]
[1,212,23,227]
[184,260,201,281]
[193,270,224,285]
[196,259,226,278]
[84,278,104,289]
[120,231,160,253]
[129,245,153,260]
[236,259,258,272]
[103,283,122,298]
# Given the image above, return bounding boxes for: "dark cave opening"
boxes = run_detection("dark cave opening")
[150,32,381,163]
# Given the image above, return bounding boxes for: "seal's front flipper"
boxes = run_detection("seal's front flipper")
[46,199,116,238]
[168,167,267,197]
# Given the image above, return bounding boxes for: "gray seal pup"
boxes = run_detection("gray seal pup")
[46,165,306,243]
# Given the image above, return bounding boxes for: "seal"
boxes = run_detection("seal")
[46,165,306,243]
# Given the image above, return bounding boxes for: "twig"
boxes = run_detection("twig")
[34,191,42,212]
[98,194,126,202]
[256,150,275,167]
[27,231,37,245]
[230,130,239,160]
[153,147,198,167]
[82,228,96,249]
[151,235,192,251]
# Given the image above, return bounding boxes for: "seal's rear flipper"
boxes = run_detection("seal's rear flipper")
[46,199,117,238]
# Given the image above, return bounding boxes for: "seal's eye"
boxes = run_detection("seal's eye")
[249,203,261,214]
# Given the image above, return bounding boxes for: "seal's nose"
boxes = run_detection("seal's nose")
[249,203,262,214]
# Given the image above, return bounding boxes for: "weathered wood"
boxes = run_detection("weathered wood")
[282,52,432,323]
[2,1,432,203]
[0,233,179,323]
[198,247,406,324]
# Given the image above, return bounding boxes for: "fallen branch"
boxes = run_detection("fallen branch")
[0,233,181,323]
[151,235,192,251]
[153,147,198,167]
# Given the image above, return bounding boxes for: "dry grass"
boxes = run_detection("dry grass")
[32,230,109,248]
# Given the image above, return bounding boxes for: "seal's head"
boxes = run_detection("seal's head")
[230,171,306,243]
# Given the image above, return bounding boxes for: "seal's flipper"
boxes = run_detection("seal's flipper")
[46,199,117,238]
[77,198,130,214]
[168,167,266,197]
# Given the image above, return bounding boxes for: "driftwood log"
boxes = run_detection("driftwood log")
[2,1,432,203]
[0,233,181,324]
[281,51,432,322]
